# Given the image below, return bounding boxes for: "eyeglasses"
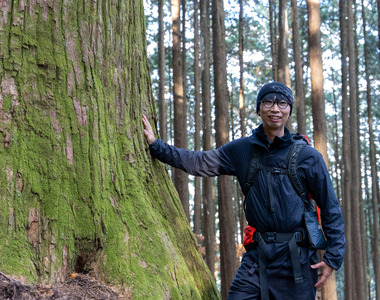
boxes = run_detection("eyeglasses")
[261,99,289,109]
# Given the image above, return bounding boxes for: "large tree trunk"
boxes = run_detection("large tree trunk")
[200,0,216,277]
[291,0,306,135]
[307,1,337,299]
[172,0,190,221]
[158,0,167,142]
[0,1,219,298]
[212,0,236,298]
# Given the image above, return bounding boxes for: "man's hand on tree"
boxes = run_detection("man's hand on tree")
[142,115,156,145]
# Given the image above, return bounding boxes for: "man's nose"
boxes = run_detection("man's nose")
[270,103,280,111]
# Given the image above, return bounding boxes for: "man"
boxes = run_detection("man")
[142,82,345,299]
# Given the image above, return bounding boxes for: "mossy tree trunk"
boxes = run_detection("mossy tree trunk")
[0,1,219,298]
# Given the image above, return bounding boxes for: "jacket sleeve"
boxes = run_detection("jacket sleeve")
[149,139,236,177]
[299,148,346,270]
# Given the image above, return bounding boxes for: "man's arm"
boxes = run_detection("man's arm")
[142,115,235,177]
[299,148,345,288]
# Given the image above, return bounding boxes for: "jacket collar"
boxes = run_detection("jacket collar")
[252,123,292,149]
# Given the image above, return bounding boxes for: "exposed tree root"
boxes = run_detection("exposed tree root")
[0,272,127,300]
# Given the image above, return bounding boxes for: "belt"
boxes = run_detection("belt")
[254,230,306,244]
[248,230,306,300]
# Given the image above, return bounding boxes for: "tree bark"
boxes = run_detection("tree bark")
[0,1,219,298]
[158,0,167,142]
[200,0,216,278]
[307,1,337,299]
[172,0,190,221]
[291,0,306,135]
[212,0,236,297]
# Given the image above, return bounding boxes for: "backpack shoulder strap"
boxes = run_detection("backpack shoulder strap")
[242,148,263,195]
[287,134,314,210]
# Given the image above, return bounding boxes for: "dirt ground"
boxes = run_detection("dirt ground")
[0,272,130,300]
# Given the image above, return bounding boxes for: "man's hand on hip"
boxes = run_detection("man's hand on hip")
[311,261,334,289]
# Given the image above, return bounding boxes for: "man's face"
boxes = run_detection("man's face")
[259,97,291,131]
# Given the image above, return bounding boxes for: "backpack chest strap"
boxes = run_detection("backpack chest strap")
[261,166,287,213]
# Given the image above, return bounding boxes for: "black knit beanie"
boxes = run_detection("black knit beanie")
[256,82,294,115]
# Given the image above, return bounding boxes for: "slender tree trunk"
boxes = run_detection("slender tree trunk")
[307,1,338,299]
[378,0,380,61]
[307,0,327,162]
[277,0,286,83]
[347,0,367,298]
[238,0,247,247]
[158,0,167,142]
[277,0,293,131]
[168,62,174,142]
[284,8,291,90]
[331,75,341,203]
[181,0,188,135]
[362,0,380,296]
[212,0,236,297]
[291,0,306,135]
[339,1,353,298]
[238,0,245,138]
[269,0,278,82]
[0,1,220,298]
[193,0,202,238]
[200,0,216,277]
[172,0,190,220]
[283,7,293,132]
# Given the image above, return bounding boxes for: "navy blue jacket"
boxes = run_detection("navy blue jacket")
[149,124,345,270]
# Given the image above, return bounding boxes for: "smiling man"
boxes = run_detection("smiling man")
[142,82,345,299]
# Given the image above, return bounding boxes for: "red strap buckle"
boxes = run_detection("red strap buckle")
[243,225,256,246]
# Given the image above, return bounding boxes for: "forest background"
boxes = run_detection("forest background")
[143,0,380,299]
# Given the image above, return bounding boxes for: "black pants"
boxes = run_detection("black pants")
[227,252,318,300]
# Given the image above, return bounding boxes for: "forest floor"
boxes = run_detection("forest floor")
[0,271,131,299]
